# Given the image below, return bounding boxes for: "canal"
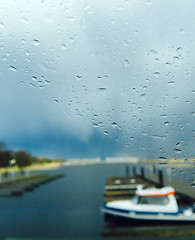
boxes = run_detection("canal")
[0,164,128,238]
[0,163,194,239]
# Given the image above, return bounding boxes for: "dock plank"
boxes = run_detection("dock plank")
[0,173,64,197]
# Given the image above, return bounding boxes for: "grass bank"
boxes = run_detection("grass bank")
[0,162,63,173]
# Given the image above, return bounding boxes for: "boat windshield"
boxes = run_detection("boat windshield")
[138,196,169,205]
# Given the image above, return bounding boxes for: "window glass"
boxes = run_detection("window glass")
[0,0,195,239]
[139,196,169,205]
[0,0,194,162]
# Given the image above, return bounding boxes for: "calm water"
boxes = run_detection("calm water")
[0,164,130,239]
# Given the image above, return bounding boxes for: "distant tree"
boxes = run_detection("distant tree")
[14,150,32,167]
[0,150,13,167]
[41,158,52,163]
[31,156,39,164]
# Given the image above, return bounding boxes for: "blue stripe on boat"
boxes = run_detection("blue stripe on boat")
[104,206,130,213]
[104,206,179,216]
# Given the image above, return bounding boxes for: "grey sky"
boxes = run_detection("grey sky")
[0,0,194,159]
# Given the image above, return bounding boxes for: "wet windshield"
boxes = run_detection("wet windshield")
[139,196,169,205]
[0,0,195,239]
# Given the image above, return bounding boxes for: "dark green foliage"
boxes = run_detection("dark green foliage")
[0,150,13,167]
[14,150,32,167]
[0,140,58,168]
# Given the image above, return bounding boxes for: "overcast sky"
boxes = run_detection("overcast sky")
[0,0,194,160]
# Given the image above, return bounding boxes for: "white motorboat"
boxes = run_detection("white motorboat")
[102,186,195,222]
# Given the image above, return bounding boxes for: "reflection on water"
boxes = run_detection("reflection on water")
[103,222,195,238]
[0,164,128,238]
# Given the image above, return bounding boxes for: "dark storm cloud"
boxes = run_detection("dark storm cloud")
[0,0,194,159]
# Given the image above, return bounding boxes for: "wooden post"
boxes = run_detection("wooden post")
[153,165,156,174]
[125,165,129,177]
[140,167,145,180]
[132,166,136,176]
[158,170,164,188]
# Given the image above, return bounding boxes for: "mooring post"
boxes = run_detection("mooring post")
[125,165,129,177]
[153,165,156,174]
[132,166,137,176]
[140,167,145,180]
[158,169,164,188]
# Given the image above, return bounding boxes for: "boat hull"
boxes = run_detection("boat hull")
[102,206,195,223]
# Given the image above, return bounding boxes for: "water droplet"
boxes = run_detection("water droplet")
[98,87,107,91]
[98,122,104,127]
[45,80,50,84]
[111,122,117,128]
[176,142,181,146]
[184,158,189,163]
[161,114,167,118]
[140,94,146,101]
[159,157,167,161]
[25,49,31,55]
[39,63,56,73]
[21,17,28,23]
[30,83,35,87]
[61,43,67,50]
[0,22,4,28]
[9,65,17,72]
[174,56,179,60]
[104,131,109,135]
[32,76,37,81]
[77,75,82,80]
[67,16,75,21]
[153,72,160,78]
[33,39,40,46]
[177,47,182,52]
[124,60,130,67]
[92,123,98,128]
[152,135,166,139]
[168,81,175,85]
[158,162,167,166]
[174,149,181,153]
[164,121,169,126]
[123,40,128,46]
[149,49,157,55]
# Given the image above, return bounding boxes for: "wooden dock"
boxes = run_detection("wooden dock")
[104,176,154,203]
[103,167,195,238]
[0,173,64,197]
[104,165,195,203]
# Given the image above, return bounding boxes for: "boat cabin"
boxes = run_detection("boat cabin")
[133,186,175,205]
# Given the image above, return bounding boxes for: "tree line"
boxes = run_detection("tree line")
[0,142,52,167]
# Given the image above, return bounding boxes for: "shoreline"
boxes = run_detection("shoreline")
[0,162,63,173]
